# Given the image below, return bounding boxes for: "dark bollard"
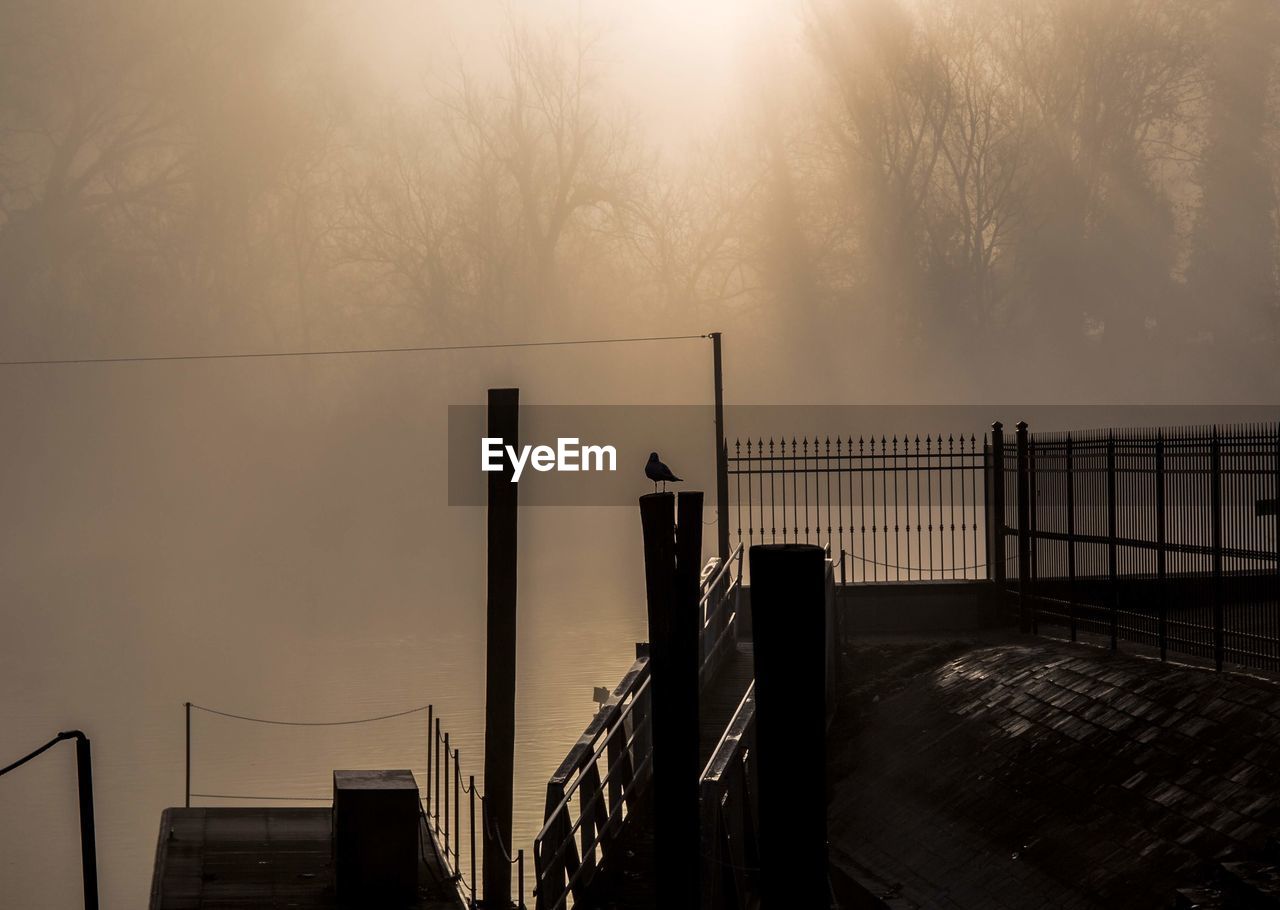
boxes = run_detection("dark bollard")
[749,544,828,909]
[640,491,703,907]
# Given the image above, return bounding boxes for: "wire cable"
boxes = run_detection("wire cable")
[188,702,429,726]
[0,333,710,367]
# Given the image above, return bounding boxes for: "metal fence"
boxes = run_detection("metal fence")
[727,434,988,581]
[997,421,1280,672]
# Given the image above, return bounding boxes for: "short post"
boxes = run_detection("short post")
[1028,437,1039,635]
[639,490,702,906]
[184,702,191,808]
[1211,427,1224,671]
[1015,421,1031,633]
[71,732,99,910]
[483,387,520,906]
[750,544,828,909]
[990,422,1006,585]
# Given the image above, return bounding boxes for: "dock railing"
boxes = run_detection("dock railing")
[181,700,510,908]
[533,654,653,910]
[534,549,745,909]
[698,681,758,909]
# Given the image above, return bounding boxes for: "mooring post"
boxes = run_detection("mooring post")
[483,387,519,906]
[711,332,730,563]
[639,490,701,905]
[750,544,827,909]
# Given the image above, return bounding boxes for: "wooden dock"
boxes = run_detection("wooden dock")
[149,807,465,909]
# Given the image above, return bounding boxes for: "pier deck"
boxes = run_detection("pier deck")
[149,807,465,909]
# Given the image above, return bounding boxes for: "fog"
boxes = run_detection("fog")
[1,1,1277,906]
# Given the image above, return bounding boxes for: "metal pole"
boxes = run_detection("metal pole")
[1067,435,1077,642]
[426,705,433,819]
[184,702,191,808]
[711,332,730,562]
[1212,427,1224,671]
[1015,421,1031,633]
[991,422,1005,585]
[70,732,100,910]
[1156,432,1167,661]
[1108,432,1118,653]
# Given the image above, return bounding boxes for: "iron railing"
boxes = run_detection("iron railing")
[997,422,1280,672]
[728,435,988,581]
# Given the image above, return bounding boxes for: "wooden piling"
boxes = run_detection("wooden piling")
[640,491,702,907]
[749,544,828,909]
[483,387,519,906]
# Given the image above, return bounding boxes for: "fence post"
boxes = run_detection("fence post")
[711,332,730,563]
[184,702,191,808]
[1156,432,1167,662]
[990,422,1006,586]
[426,705,433,820]
[1028,437,1039,635]
[1067,434,1077,643]
[1016,421,1031,633]
[1212,427,1224,671]
[1107,432,1118,653]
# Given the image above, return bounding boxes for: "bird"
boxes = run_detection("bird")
[645,452,682,492]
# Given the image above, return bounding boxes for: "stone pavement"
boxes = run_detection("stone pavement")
[828,634,1280,909]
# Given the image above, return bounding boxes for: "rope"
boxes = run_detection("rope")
[0,333,710,367]
[188,792,328,801]
[189,702,430,726]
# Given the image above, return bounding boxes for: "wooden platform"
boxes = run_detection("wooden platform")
[149,807,465,909]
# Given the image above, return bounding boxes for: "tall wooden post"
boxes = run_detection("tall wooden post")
[750,544,827,909]
[711,332,730,562]
[483,387,519,906]
[639,491,702,906]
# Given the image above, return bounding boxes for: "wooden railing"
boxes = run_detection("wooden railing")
[699,543,745,689]
[533,655,652,910]
[699,682,758,909]
[534,550,745,909]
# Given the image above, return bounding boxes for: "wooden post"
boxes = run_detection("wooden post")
[750,544,827,910]
[639,491,702,906]
[483,387,519,906]
[711,332,730,563]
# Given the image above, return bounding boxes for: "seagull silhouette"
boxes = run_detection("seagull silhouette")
[645,452,682,492]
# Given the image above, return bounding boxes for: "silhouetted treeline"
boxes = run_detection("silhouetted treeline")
[1,0,1276,399]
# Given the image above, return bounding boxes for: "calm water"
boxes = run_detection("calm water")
[1,539,650,909]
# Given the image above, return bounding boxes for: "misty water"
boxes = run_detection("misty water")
[0,352,705,909]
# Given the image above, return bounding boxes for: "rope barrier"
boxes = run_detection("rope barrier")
[188,702,430,726]
[188,792,329,801]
